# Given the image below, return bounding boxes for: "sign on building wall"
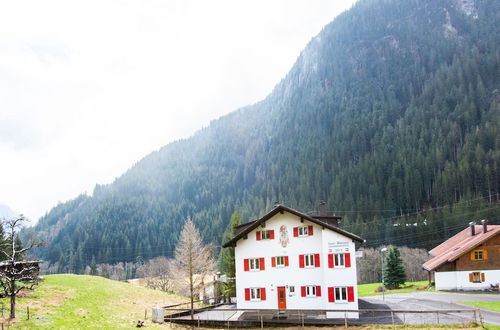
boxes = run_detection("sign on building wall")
[328,241,350,253]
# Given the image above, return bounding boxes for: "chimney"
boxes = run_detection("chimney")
[319,200,326,216]
[481,219,488,233]
[469,222,476,236]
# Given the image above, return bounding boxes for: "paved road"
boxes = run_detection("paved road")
[362,292,500,325]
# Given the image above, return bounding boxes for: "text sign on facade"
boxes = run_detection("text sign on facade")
[328,241,349,253]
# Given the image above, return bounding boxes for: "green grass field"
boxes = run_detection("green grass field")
[0,274,188,329]
[459,300,500,312]
[357,281,431,297]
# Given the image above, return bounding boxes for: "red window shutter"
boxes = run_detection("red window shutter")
[270,230,275,239]
[316,285,321,297]
[328,254,334,268]
[328,287,335,302]
[347,286,354,302]
[284,256,289,267]
[245,288,250,301]
[256,231,261,241]
[314,253,320,267]
[244,258,249,271]
[299,254,305,268]
[293,227,298,237]
[301,286,306,297]
[345,253,351,268]
[308,225,313,236]
[261,288,266,301]
[260,257,265,271]
[271,257,276,267]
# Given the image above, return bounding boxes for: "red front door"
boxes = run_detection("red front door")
[277,286,287,309]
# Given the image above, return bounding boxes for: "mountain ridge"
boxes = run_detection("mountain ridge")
[30,0,500,273]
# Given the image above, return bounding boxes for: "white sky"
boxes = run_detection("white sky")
[0,0,356,222]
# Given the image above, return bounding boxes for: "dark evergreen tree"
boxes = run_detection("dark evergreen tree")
[219,211,241,298]
[384,246,406,289]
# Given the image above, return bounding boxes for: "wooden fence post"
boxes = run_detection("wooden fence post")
[27,306,30,320]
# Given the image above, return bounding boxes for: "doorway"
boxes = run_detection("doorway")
[277,286,287,309]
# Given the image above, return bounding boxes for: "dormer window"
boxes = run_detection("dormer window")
[293,225,314,237]
[256,229,275,241]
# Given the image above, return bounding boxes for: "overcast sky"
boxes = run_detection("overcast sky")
[0,0,356,222]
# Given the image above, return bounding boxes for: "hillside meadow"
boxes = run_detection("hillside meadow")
[0,274,188,329]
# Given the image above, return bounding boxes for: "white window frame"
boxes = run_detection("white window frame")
[334,253,345,267]
[289,286,295,296]
[304,254,315,268]
[261,230,272,240]
[298,226,308,237]
[335,287,347,303]
[249,258,260,271]
[250,287,261,301]
[276,256,285,267]
[305,285,317,297]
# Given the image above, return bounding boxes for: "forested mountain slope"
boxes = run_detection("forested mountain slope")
[31,0,500,272]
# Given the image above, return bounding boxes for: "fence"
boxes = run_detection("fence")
[160,305,482,328]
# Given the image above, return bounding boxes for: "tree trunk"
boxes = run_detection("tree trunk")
[10,279,16,319]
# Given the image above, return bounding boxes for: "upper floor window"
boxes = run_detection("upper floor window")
[299,253,320,268]
[244,257,265,271]
[328,253,351,268]
[256,229,275,241]
[293,225,313,237]
[470,249,487,261]
[272,255,289,267]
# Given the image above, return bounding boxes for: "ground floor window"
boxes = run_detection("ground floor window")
[469,272,485,283]
[335,287,347,302]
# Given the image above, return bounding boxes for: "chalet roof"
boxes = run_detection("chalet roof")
[422,224,500,271]
[223,204,364,248]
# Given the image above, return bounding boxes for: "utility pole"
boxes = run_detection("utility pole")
[380,247,387,301]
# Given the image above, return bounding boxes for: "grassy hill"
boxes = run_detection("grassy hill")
[0,274,186,329]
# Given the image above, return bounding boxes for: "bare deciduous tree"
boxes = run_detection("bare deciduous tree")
[173,219,215,319]
[356,246,430,285]
[0,215,43,319]
[137,256,172,292]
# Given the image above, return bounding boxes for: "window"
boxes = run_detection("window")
[335,287,347,302]
[335,254,345,267]
[298,226,308,236]
[256,229,275,240]
[245,287,266,301]
[261,230,272,239]
[469,272,485,283]
[289,286,295,296]
[293,225,313,237]
[276,256,285,267]
[300,253,320,268]
[471,249,487,260]
[328,253,351,268]
[251,288,261,300]
[306,286,316,297]
[249,258,260,271]
[305,254,314,267]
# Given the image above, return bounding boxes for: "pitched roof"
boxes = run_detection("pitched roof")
[222,204,364,248]
[422,224,500,271]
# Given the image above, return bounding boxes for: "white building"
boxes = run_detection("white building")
[423,221,500,291]
[222,204,364,319]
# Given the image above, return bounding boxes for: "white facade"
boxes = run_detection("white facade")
[234,211,360,318]
[435,270,500,291]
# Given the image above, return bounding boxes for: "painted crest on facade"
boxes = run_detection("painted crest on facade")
[279,225,289,248]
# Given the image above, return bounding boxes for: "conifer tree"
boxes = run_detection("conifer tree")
[384,246,406,289]
[219,211,241,299]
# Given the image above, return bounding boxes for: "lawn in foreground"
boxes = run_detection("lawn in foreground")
[459,300,500,312]
[358,281,431,297]
[0,274,187,329]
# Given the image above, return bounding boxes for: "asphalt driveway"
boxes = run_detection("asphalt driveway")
[362,292,500,325]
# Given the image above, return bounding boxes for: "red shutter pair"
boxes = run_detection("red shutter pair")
[244,288,267,301]
[327,253,351,268]
[256,230,275,240]
[300,286,321,297]
[271,256,289,267]
[327,286,355,302]
[243,258,265,271]
[293,225,314,237]
[299,254,320,268]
